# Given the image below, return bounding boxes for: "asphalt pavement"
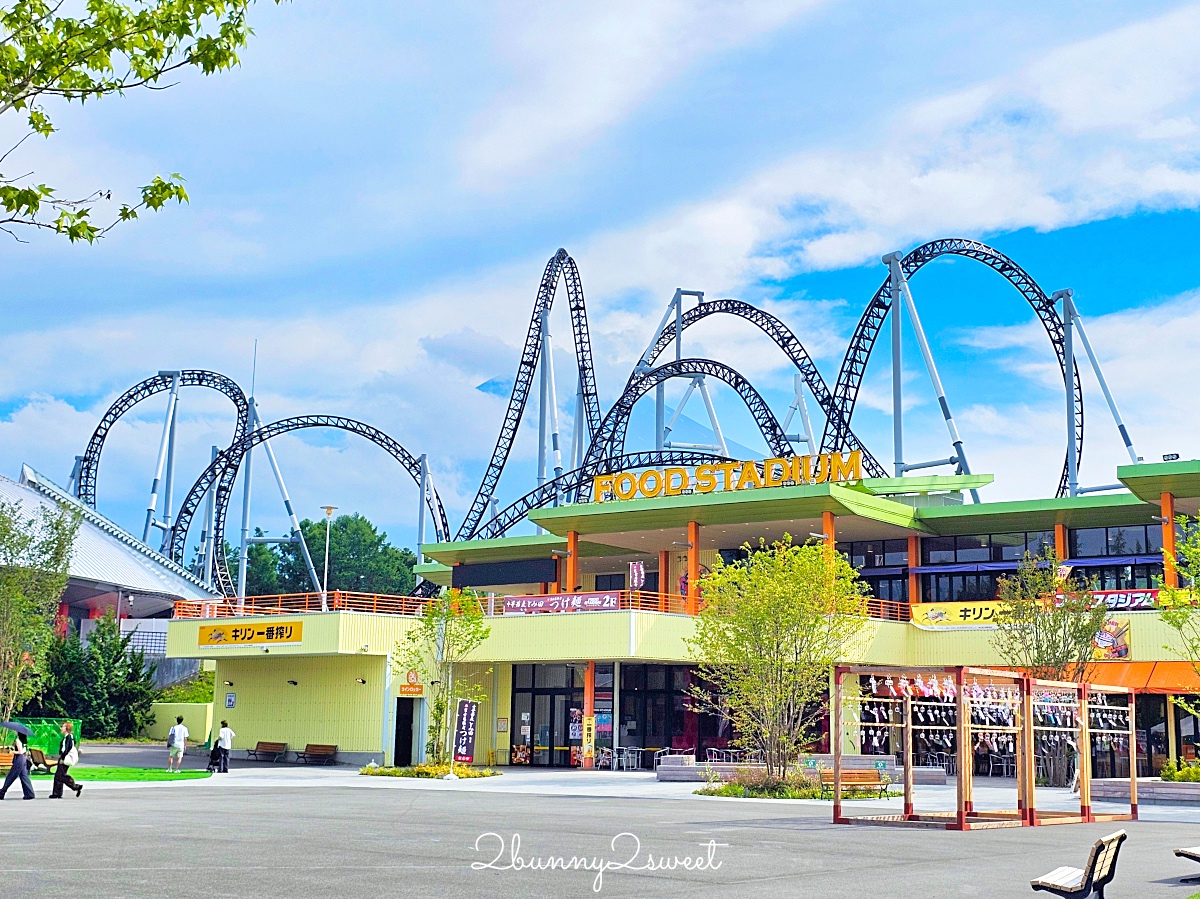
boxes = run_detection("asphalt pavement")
[0,768,1197,898]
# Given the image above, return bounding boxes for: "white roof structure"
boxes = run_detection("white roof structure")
[5,466,220,616]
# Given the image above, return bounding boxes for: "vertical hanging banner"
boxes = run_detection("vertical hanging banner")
[453,699,479,764]
[629,560,646,590]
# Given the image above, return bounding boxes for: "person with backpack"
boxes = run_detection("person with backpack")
[0,731,35,800]
[167,716,189,772]
[49,721,82,799]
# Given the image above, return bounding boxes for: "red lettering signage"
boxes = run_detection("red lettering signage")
[503,591,621,614]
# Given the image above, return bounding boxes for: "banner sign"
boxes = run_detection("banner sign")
[912,590,1158,629]
[582,715,596,763]
[1093,617,1131,660]
[1092,589,1158,611]
[592,450,862,502]
[453,699,479,764]
[397,668,423,696]
[199,621,303,647]
[503,591,620,614]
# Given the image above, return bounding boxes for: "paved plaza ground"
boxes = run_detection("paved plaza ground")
[2,760,1199,898]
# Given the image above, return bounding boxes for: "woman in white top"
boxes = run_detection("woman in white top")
[217,720,235,773]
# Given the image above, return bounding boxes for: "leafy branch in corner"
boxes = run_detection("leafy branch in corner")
[0,0,282,242]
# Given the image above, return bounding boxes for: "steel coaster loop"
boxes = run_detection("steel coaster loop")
[822,238,1081,497]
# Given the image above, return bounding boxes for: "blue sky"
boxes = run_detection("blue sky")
[4,1,1200,556]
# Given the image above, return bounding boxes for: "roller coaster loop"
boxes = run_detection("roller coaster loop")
[624,297,886,478]
[168,415,450,588]
[76,370,250,595]
[820,238,1082,497]
[576,358,793,501]
[456,248,603,540]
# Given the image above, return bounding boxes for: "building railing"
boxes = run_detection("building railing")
[174,589,911,621]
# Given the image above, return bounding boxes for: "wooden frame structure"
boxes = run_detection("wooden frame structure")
[832,665,1137,831]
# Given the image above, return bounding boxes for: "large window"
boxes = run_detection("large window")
[862,574,907,603]
[920,531,1053,565]
[1069,525,1162,558]
[1072,563,1162,590]
[923,573,999,603]
[836,540,909,569]
[594,573,625,591]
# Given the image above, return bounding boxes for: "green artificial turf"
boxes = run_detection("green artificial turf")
[29,766,211,782]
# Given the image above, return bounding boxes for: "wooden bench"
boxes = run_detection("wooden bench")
[1031,830,1126,899]
[820,769,889,798]
[0,750,13,769]
[27,748,55,775]
[245,741,288,763]
[1173,845,1200,884]
[294,744,337,765]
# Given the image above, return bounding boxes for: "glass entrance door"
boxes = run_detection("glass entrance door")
[533,694,552,766]
[552,694,571,766]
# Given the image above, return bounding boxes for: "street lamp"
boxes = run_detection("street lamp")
[320,505,337,606]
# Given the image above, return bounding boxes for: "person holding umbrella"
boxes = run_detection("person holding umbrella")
[0,721,36,800]
[49,721,81,799]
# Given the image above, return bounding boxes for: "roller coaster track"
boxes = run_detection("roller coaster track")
[76,370,250,594]
[87,238,1102,599]
[456,249,603,540]
[168,416,450,590]
[475,449,730,540]
[575,358,793,502]
[821,238,1082,496]
[624,298,887,478]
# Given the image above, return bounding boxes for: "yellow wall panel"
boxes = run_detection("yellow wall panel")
[215,655,387,755]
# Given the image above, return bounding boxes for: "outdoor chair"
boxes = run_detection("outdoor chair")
[1031,830,1126,899]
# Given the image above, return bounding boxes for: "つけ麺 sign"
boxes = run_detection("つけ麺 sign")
[592,451,862,502]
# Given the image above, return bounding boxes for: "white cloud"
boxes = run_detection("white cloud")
[563,3,1200,294]
[459,0,824,186]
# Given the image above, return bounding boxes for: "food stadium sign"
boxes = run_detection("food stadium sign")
[592,451,863,502]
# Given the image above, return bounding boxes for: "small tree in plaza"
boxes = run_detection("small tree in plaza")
[1158,515,1200,715]
[686,535,870,778]
[395,589,490,765]
[990,548,1107,682]
[0,499,78,723]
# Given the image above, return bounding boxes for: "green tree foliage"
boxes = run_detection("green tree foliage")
[686,535,870,778]
[990,548,1108,682]
[221,528,281,595]
[1158,515,1200,715]
[277,514,417,595]
[0,0,282,242]
[395,590,490,765]
[24,612,158,738]
[0,498,78,722]
[157,669,214,704]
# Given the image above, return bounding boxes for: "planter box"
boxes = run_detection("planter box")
[1091,778,1200,804]
[655,753,917,783]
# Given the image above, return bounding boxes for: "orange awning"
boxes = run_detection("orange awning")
[1090,661,1200,694]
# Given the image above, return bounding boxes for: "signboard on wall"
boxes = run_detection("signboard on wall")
[453,699,479,764]
[503,591,620,614]
[397,668,423,696]
[911,590,1159,629]
[582,715,595,763]
[198,621,303,647]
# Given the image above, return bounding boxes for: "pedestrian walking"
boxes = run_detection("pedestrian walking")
[49,721,82,799]
[216,720,235,773]
[167,716,189,772]
[0,731,36,800]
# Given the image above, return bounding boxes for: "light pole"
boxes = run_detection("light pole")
[320,505,337,607]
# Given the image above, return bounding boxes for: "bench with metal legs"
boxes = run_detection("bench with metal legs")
[1174,846,1200,884]
[1031,831,1126,899]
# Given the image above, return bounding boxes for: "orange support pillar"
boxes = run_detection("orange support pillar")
[1163,492,1179,589]
[687,521,700,615]
[822,510,836,546]
[907,535,920,605]
[658,550,670,612]
[583,661,595,769]
[1054,522,1068,562]
[566,530,580,593]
